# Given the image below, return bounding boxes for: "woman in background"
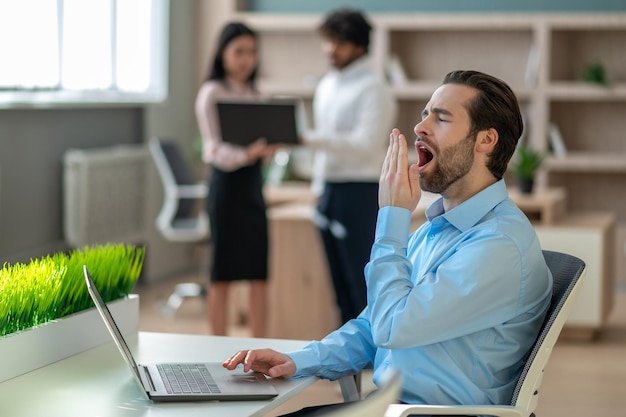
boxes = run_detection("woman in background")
[195,22,278,337]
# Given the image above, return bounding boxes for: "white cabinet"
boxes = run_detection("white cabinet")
[535,212,616,340]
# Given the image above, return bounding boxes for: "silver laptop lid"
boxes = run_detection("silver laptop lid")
[84,265,278,402]
[83,265,146,392]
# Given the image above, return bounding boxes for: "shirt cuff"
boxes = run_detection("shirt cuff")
[286,346,321,377]
[375,206,412,242]
[301,130,325,148]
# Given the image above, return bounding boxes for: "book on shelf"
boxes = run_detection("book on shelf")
[549,123,567,158]
[524,43,539,87]
[386,54,408,86]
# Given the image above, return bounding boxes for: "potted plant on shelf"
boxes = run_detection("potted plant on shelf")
[0,243,144,382]
[510,146,546,194]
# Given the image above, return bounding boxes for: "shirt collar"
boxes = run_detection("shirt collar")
[424,179,509,231]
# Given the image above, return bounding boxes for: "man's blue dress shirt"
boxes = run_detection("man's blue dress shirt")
[288,180,552,405]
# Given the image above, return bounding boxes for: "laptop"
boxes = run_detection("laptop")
[83,265,278,402]
[217,99,301,146]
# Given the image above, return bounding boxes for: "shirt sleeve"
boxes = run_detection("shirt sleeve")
[365,207,531,349]
[287,312,377,380]
[195,83,249,171]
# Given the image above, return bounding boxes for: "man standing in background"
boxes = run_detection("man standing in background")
[301,8,397,324]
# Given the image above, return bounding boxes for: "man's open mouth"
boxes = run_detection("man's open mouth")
[417,144,434,168]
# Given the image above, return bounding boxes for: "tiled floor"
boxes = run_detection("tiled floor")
[135,275,626,416]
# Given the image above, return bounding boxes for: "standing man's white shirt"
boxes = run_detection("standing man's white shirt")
[303,56,396,190]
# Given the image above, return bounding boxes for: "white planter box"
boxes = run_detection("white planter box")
[0,294,139,383]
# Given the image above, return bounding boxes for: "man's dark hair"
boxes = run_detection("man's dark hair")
[318,8,372,52]
[207,22,257,84]
[443,70,524,180]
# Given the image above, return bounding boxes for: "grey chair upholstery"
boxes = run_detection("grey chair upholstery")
[149,138,209,242]
[149,137,210,316]
[383,249,586,417]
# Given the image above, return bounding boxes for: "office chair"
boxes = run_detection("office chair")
[148,137,210,317]
[378,250,586,417]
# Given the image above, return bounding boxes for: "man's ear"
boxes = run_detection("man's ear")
[476,128,499,154]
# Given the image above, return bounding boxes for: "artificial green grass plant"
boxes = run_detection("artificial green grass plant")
[0,244,144,337]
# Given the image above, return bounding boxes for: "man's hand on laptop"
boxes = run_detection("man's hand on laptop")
[223,348,296,378]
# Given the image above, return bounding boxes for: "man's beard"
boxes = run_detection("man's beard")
[330,50,362,70]
[419,133,476,194]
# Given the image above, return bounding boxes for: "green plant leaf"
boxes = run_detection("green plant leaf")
[510,146,546,180]
[0,244,144,337]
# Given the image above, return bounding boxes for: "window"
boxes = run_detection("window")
[0,0,169,106]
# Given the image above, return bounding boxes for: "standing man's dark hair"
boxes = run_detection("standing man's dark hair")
[207,22,258,83]
[318,8,372,52]
[442,70,524,180]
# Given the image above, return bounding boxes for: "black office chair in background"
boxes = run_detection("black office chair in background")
[148,137,210,317]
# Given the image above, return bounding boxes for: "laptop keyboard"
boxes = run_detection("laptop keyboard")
[157,363,221,394]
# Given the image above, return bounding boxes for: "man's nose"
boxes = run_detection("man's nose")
[414,119,428,137]
[323,42,337,55]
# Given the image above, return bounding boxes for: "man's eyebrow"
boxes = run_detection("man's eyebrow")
[421,107,453,117]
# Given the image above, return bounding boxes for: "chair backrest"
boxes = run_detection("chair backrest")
[511,249,586,412]
[326,371,402,417]
[148,137,209,242]
[149,138,197,219]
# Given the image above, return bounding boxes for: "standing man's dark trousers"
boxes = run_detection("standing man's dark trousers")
[315,182,379,324]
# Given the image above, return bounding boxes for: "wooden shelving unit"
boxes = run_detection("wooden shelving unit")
[228,8,626,286]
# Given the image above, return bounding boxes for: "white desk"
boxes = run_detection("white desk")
[0,332,316,417]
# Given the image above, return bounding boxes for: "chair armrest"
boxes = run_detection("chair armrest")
[385,403,528,417]
[173,183,209,198]
[339,374,361,403]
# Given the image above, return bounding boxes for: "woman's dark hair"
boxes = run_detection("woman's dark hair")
[443,70,524,180]
[318,8,372,52]
[206,22,258,84]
